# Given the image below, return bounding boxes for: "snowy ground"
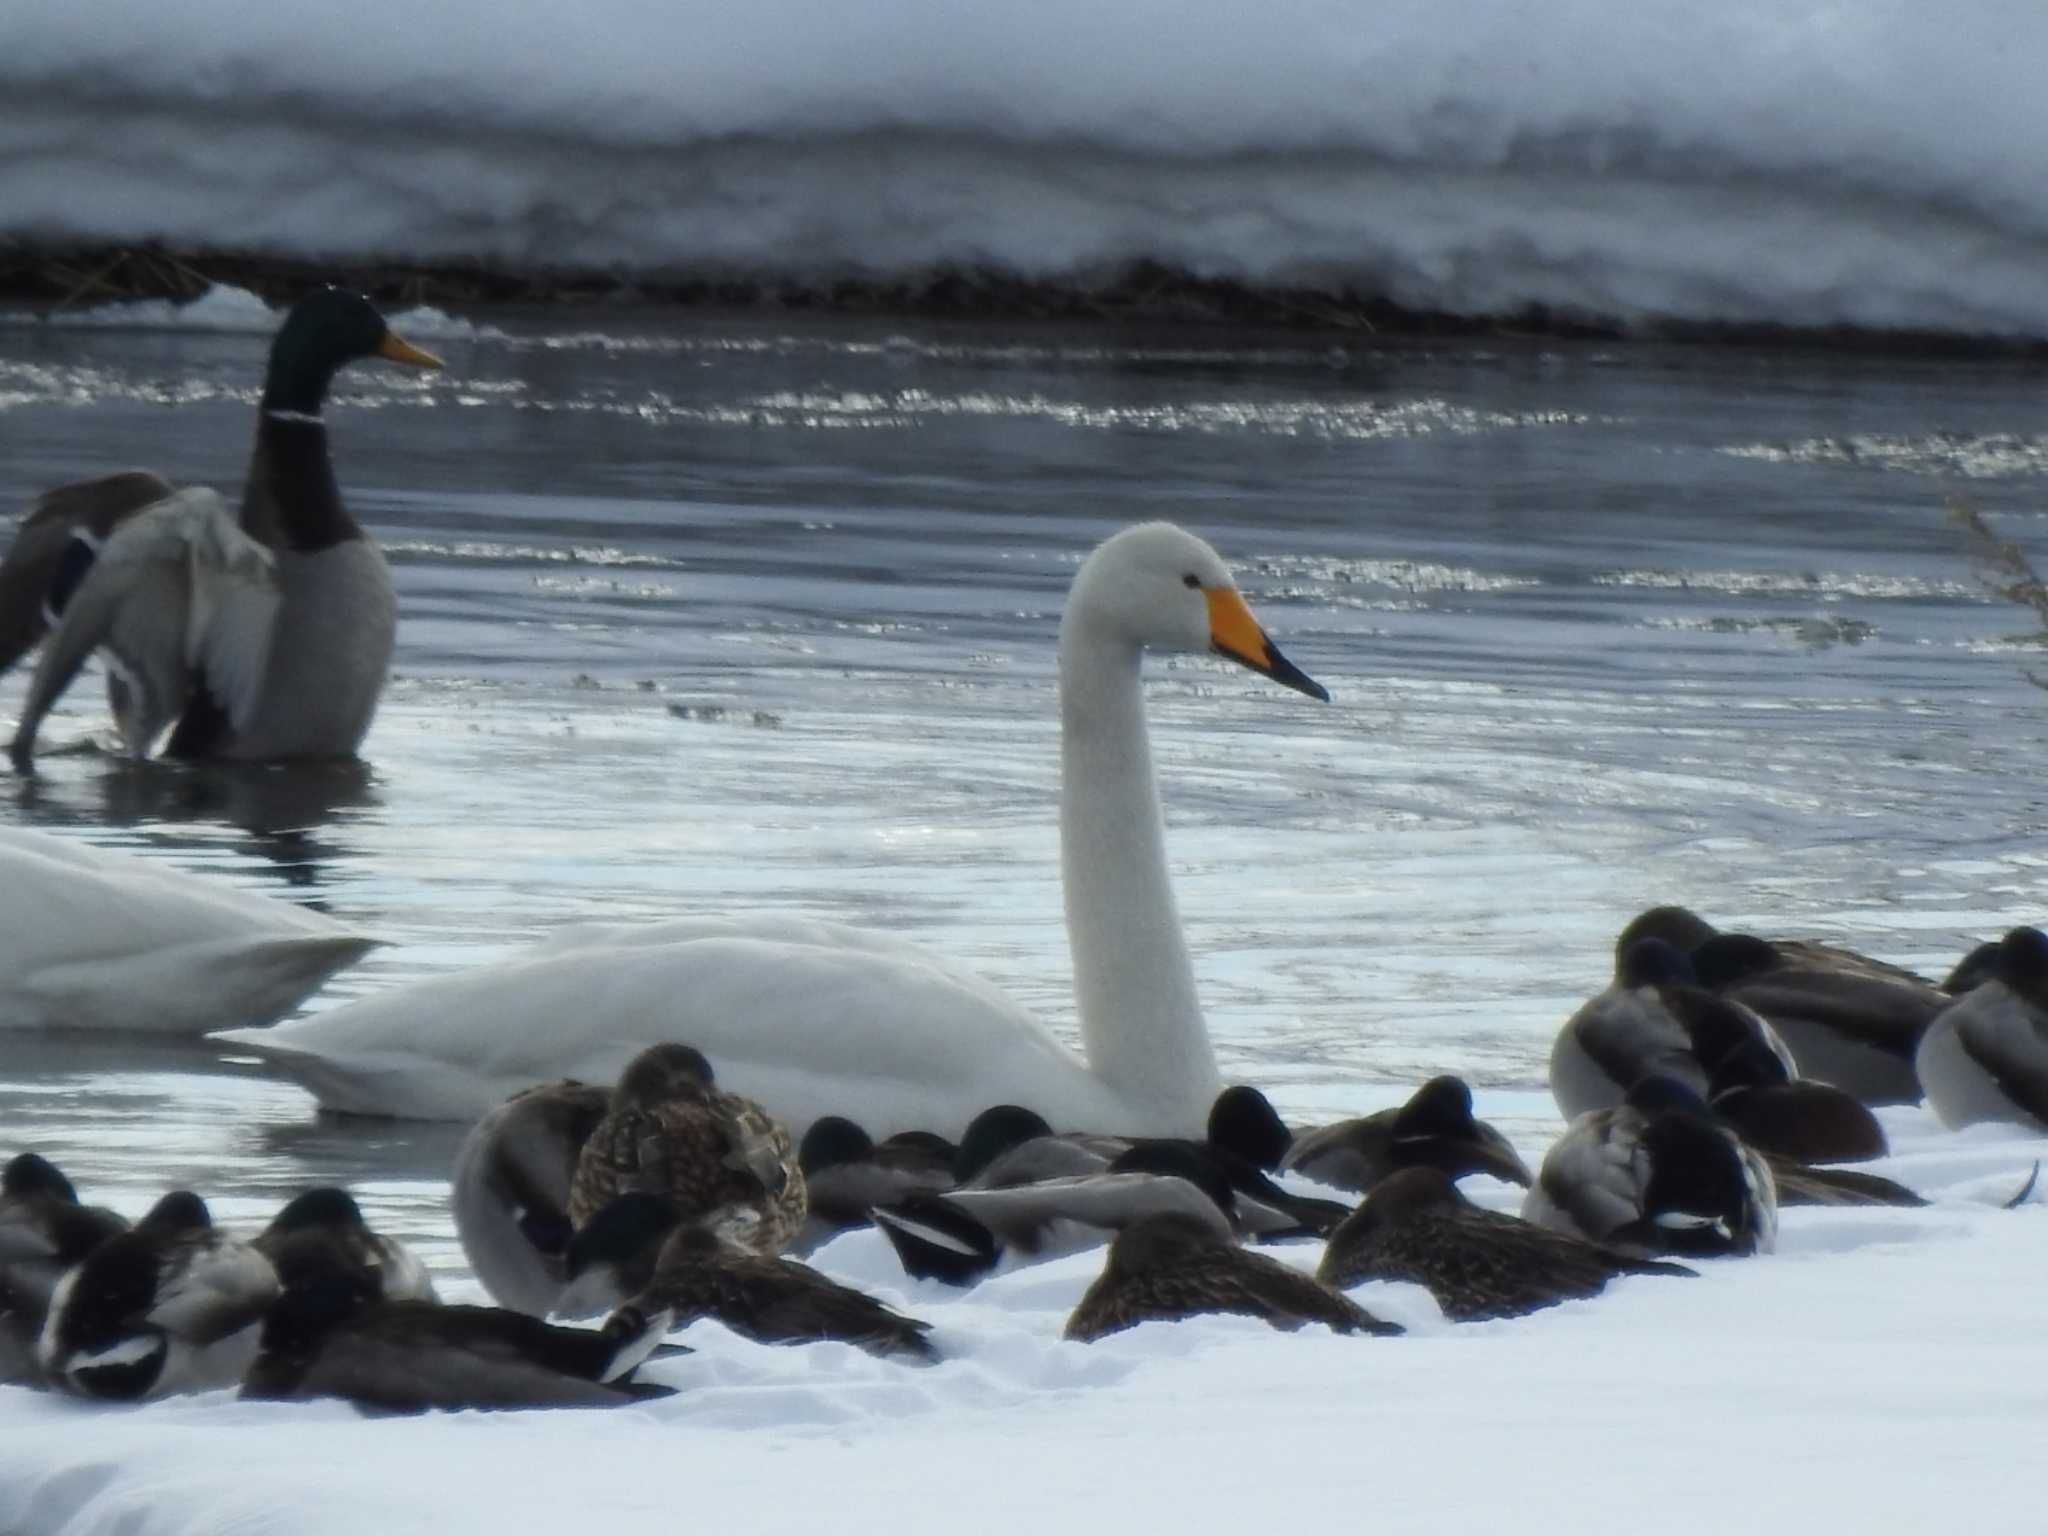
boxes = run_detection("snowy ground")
[3,1095,2043,1536]
[8,2,2048,337]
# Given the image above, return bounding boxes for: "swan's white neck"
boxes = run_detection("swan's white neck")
[1058,608,1222,1130]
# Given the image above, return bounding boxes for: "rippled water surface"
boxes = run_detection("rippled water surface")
[3,309,2046,1287]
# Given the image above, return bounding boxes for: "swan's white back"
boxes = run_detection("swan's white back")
[0,828,374,1033]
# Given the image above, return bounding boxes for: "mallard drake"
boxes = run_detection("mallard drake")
[211,524,1329,1131]
[1277,1077,1532,1194]
[1917,926,2048,1131]
[252,1187,436,1305]
[1550,934,1796,1121]
[1523,1078,1778,1258]
[790,1116,958,1254]
[3,287,442,768]
[0,1152,129,1384]
[451,1080,611,1316]
[0,826,375,1034]
[567,1044,806,1255]
[39,1190,279,1400]
[953,1105,1131,1188]
[589,1212,937,1362]
[1317,1167,1694,1321]
[1063,1211,1400,1343]
[955,1096,1345,1234]
[1635,905,1943,1105]
[245,1238,672,1413]
[872,1154,1240,1287]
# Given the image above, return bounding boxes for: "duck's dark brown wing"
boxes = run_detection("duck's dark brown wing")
[1761,1156,1928,1208]
[0,471,174,679]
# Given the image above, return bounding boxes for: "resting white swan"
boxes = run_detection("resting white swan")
[213,522,1329,1133]
[0,827,375,1033]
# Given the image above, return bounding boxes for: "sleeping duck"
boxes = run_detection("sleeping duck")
[1917,926,2048,1132]
[567,1043,806,1254]
[574,1200,936,1362]
[39,1190,279,1400]
[872,1146,1242,1287]
[1318,1166,1694,1321]
[954,1099,1345,1233]
[252,1187,437,1305]
[1702,1035,1888,1165]
[0,1152,129,1384]
[3,287,442,768]
[245,1237,672,1413]
[953,1104,1133,1188]
[1550,935,1796,1121]
[1275,1077,1533,1194]
[791,1116,959,1254]
[1632,905,1944,1105]
[1063,1211,1401,1343]
[1523,1077,1778,1258]
[451,1080,611,1316]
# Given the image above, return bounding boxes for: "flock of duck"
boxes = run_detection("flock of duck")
[1,288,2044,1417]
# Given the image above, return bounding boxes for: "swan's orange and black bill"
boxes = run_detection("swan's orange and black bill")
[1205,588,1329,702]
[377,331,445,370]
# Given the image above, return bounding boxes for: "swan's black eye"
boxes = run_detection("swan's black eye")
[1182,573,1201,589]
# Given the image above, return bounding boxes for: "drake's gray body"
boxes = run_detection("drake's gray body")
[452,1081,610,1317]
[39,1193,279,1401]
[1918,990,2048,1130]
[1914,928,2048,1131]
[1552,934,1797,1122]
[1524,1089,1778,1259]
[221,541,395,760]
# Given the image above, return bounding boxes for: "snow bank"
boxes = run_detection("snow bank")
[6,1,2048,336]
[3,285,508,342]
[2,1105,2042,1536]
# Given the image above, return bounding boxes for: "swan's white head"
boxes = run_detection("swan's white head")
[1066,522,1328,700]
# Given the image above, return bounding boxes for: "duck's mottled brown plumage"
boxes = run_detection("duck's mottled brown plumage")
[568,1044,806,1253]
[1063,1211,1401,1343]
[614,1225,936,1361]
[1318,1167,1693,1322]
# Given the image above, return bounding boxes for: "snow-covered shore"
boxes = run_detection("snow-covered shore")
[7,2,2048,337]
[3,1098,2042,1536]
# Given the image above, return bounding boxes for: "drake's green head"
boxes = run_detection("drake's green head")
[262,286,443,414]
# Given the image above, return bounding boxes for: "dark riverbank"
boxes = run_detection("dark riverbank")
[6,241,2045,358]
